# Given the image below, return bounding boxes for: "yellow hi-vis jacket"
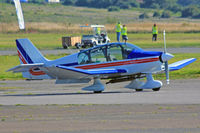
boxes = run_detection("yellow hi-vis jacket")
[116,24,122,32]
[96,27,101,35]
[121,27,127,35]
[152,26,158,34]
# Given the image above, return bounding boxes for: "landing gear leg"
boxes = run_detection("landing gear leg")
[82,77,105,93]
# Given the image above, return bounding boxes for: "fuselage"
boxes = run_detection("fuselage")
[45,42,164,79]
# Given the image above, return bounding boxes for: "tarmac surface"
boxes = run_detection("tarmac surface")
[0,79,200,133]
[0,79,200,105]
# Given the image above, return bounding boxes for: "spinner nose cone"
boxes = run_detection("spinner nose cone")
[161,53,174,62]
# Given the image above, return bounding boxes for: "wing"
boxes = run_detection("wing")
[56,65,127,75]
[169,58,196,71]
[7,63,44,73]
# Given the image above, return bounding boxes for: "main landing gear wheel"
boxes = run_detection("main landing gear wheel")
[94,91,102,93]
[152,87,160,91]
[135,89,143,92]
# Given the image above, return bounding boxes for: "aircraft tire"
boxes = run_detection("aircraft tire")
[94,91,102,93]
[135,89,143,92]
[152,87,160,91]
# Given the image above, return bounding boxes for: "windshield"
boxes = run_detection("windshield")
[120,43,142,51]
[77,43,143,65]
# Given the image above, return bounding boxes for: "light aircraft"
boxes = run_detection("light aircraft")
[7,32,196,93]
[10,0,196,93]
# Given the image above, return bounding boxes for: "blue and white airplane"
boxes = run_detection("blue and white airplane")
[7,37,196,93]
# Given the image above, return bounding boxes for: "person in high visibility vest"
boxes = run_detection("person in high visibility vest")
[121,25,128,43]
[152,23,158,41]
[95,27,101,35]
[115,22,122,42]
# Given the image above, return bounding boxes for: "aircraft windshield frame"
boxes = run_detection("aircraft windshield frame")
[120,43,143,51]
[78,43,143,65]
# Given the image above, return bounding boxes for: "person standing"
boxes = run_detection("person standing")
[121,24,128,43]
[95,27,101,35]
[115,22,122,42]
[152,23,158,41]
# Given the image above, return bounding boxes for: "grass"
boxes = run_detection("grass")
[1,3,200,33]
[154,53,200,80]
[0,33,200,50]
[0,53,200,80]
[2,22,200,34]
[0,54,66,80]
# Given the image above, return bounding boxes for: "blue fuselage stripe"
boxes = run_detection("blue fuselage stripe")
[16,40,33,64]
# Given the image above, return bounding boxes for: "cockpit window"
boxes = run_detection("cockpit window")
[121,43,141,51]
[107,44,123,61]
[78,52,90,65]
[120,43,142,59]
[77,43,141,65]
[90,47,107,63]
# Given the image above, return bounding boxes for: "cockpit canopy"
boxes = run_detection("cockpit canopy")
[78,43,142,65]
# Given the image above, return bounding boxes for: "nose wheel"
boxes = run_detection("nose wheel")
[126,73,162,91]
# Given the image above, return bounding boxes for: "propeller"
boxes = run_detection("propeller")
[163,30,170,84]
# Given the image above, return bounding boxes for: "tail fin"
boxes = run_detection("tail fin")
[16,38,50,79]
[16,38,48,64]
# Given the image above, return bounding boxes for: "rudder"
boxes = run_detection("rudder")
[16,38,50,79]
[16,38,48,64]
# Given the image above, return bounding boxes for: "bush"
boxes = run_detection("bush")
[161,11,171,18]
[150,3,160,9]
[130,1,140,8]
[62,0,75,5]
[108,6,120,12]
[193,14,200,19]
[139,12,149,19]
[120,4,131,9]
[181,6,200,18]
[167,4,182,13]
[75,0,89,7]
[153,11,161,17]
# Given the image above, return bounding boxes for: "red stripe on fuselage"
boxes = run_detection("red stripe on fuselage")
[17,50,46,76]
[76,57,159,70]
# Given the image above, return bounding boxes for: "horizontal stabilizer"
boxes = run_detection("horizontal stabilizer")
[56,65,127,75]
[7,63,44,73]
[169,58,196,71]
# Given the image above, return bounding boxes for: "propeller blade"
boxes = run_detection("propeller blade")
[163,30,170,84]
[163,30,167,53]
[165,61,170,84]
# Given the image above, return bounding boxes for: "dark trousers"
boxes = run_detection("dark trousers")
[152,34,157,41]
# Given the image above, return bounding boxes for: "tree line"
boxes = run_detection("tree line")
[3,0,200,19]
[63,0,200,18]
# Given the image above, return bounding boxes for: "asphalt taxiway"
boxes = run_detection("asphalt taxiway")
[0,79,200,105]
[1,79,200,133]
